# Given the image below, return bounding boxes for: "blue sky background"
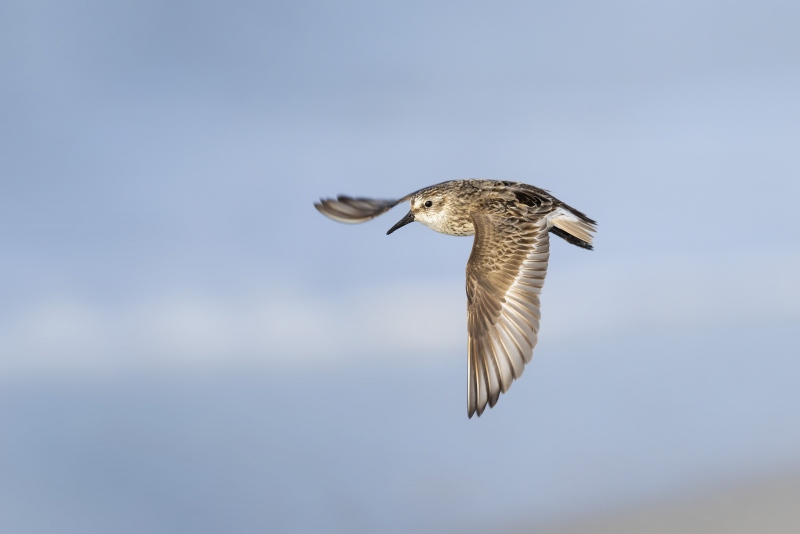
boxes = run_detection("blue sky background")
[2,1,800,533]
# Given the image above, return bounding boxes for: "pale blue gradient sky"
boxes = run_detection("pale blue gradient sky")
[2,1,800,533]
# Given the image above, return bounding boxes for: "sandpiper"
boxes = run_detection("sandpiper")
[315,179,596,418]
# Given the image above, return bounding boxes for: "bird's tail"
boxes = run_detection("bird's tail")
[547,206,597,250]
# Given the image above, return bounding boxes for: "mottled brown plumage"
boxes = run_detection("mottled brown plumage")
[315,179,596,418]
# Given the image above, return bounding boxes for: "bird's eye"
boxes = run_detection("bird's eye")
[424,200,433,208]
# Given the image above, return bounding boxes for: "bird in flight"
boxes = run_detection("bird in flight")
[315,179,596,417]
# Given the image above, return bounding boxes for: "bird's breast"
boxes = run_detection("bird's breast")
[420,215,475,236]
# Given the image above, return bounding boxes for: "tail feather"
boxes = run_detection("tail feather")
[549,227,593,250]
[547,207,597,249]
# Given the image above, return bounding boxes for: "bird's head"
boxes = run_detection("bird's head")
[386,190,449,235]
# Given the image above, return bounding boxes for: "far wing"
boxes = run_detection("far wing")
[315,196,400,224]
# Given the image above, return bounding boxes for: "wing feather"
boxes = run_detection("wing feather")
[314,196,399,224]
[466,212,550,417]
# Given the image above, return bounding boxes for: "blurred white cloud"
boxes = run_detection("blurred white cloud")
[3,249,797,379]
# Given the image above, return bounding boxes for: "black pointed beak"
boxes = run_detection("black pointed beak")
[386,211,415,235]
